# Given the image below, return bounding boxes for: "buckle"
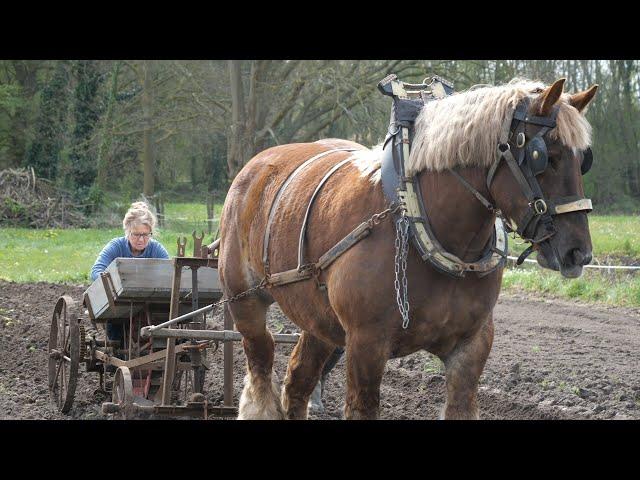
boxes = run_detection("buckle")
[530,199,548,215]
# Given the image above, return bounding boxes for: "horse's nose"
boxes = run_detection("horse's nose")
[570,249,592,266]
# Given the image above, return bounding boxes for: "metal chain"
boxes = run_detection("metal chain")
[366,203,401,227]
[223,278,268,305]
[394,212,411,329]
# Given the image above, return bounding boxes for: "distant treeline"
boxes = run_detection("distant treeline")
[0,60,637,212]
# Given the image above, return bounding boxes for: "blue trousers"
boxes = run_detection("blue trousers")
[106,323,123,342]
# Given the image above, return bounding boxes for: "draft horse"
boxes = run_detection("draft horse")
[218,77,598,419]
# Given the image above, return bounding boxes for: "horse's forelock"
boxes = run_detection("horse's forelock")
[406,80,593,175]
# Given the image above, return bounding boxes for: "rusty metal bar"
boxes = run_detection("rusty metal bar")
[142,303,217,334]
[161,258,182,405]
[191,268,199,319]
[128,301,133,361]
[142,327,300,344]
[207,238,220,256]
[102,401,237,418]
[83,292,95,321]
[223,304,233,407]
[170,257,218,269]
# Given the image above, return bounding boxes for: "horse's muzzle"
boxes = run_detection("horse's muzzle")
[558,248,592,279]
[536,243,592,278]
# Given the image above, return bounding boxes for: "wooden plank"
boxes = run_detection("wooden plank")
[94,343,189,369]
[115,258,221,296]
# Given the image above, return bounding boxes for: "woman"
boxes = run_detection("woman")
[90,201,170,342]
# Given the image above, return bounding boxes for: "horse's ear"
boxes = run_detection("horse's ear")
[569,84,599,113]
[533,78,566,116]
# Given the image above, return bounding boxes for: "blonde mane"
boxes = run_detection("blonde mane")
[406,80,593,175]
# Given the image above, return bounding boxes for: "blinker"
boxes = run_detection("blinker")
[525,136,548,175]
[581,147,593,175]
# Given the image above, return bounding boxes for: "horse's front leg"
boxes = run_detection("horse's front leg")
[344,330,389,420]
[281,331,336,419]
[441,315,494,419]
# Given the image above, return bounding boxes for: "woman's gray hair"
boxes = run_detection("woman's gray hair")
[123,201,157,236]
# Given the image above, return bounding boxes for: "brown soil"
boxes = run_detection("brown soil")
[1,280,639,420]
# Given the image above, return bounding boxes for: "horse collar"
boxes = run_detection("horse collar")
[380,137,508,278]
[378,75,508,279]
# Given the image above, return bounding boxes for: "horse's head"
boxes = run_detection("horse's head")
[489,78,598,278]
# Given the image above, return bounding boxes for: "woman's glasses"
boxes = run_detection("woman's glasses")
[130,232,152,239]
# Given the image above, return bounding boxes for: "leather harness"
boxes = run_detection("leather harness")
[259,74,594,292]
[262,147,396,288]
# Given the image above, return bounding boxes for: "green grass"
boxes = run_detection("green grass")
[508,215,640,260]
[0,203,222,284]
[503,215,640,306]
[502,266,640,307]
[588,215,640,259]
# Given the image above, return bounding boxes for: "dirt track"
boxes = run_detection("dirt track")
[1,280,639,420]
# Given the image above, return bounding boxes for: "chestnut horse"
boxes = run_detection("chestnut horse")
[218,78,598,419]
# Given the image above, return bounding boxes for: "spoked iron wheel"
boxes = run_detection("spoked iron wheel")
[48,295,80,413]
[112,367,134,419]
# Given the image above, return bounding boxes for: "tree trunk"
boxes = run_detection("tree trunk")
[142,60,155,197]
[96,61,121,190]
[226,60,261,179]
[227,60,245,178]
[7,61,39,167]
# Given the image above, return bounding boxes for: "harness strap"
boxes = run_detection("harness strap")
[548,197,593,215]
[512,109,558,128]
[448,168,495,212]
[262,148,357,275]
[267,208,396,288]
[297,156,355,270]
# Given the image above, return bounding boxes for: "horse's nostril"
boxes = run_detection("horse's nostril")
[570,249,591,266]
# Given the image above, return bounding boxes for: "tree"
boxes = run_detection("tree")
[224,60,419,177]
[68,60,103,203]
[24,61,70,180]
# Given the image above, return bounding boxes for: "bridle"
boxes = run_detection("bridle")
[378,74,594,278]
[461,97,594,265]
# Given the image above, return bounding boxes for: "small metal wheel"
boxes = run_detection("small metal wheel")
[112,367,134,419]
[48,295,81,413]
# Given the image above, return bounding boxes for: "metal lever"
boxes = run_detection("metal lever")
[176,237,187,257]
[192,231,204,258]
